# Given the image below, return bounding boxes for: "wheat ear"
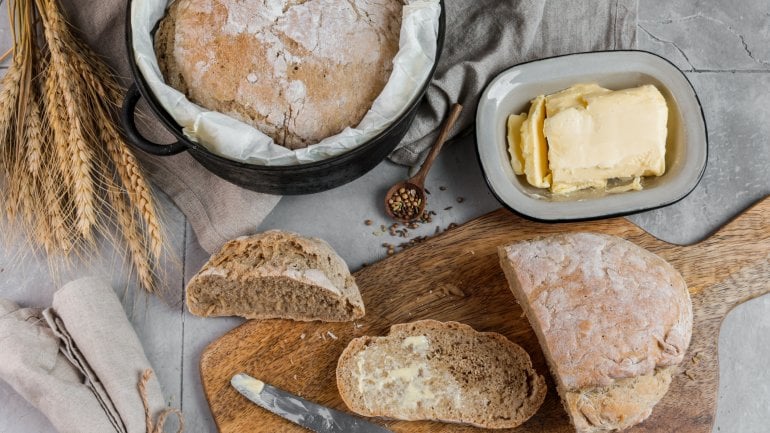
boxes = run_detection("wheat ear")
[108,183,156,292]
[38,0,97,239]
[101,123,164,261]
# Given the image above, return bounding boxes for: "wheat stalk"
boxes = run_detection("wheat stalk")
[108,182,156,292]
[38,0,98,240]
[0,62,21,166]
[0,0,167,293]
[24,94,43,176]
[101,123,164,262]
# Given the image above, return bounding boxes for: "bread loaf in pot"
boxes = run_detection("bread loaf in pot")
[154,0,402,150]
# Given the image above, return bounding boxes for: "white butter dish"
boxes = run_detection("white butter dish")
[475,50,707,221]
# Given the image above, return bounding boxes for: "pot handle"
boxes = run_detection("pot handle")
[120,84,189,156]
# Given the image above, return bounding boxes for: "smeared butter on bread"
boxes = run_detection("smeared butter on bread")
[336,320,546,429]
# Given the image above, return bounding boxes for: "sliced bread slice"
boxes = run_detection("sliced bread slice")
[186,230,364,322]
[499,232,693,433]
[336,320,546,429]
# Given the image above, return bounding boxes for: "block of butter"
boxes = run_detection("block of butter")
[507,83,668,195]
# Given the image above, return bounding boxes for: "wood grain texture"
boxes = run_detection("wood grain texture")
[200,196,770,433]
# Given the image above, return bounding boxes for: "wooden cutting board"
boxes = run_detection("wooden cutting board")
[200,196,770,433]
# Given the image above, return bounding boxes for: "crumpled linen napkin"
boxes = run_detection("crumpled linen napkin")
[60,0,636,253]
[391,0,639,165]
[0,278,175,433]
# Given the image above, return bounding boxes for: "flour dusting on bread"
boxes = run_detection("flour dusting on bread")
[155,0,402,149]
[499,233,693,433]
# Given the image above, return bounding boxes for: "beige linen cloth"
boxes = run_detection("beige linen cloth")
[61,0,637,253]
[0,278,177,433]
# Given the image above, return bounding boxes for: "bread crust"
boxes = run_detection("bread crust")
[499,232,693,432]
[336,320,547,429]
[154,0,402,150]
[186,230,364,321]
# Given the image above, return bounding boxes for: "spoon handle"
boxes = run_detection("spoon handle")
[410,103,463,187]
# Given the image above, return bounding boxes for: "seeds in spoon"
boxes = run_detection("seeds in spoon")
[388,185,423,220]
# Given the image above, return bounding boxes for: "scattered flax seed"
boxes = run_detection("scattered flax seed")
[327,331,338,340]
[364,219,373,226]
[444,206,453,211]
[420,210,434,223]
[425,188,431,195]
[456,197,465,203]
[447,223,458,230]
[439,186,447,191]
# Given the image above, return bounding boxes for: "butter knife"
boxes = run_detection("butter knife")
[231,373,393,433]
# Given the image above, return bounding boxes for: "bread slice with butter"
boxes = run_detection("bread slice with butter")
[499,233,692,433]
[336,320,546,429]
[186,230,364,322]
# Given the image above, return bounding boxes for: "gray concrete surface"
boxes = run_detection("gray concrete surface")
[1,0,769,432]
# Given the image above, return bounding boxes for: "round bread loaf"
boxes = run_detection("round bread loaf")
[499,232,693,433]
[154,0,402,150]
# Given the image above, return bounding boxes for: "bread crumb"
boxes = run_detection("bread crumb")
[354,323,364,329]
[300,333,306,339]
[293,375,298,380]
[327,331,338,340]
[684,370,696,380]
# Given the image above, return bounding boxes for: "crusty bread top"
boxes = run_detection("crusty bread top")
[184,230,365,321]
[155,0,402,150]
[209,230,362,308]
[499,232,692,391]
[336,320,547,429]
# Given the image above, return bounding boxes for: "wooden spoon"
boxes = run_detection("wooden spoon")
[385,103,463,223]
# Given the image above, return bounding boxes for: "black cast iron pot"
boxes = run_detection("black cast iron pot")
[121,0,446,195]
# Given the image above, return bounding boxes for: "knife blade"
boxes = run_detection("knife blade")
[231,373,394,433]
